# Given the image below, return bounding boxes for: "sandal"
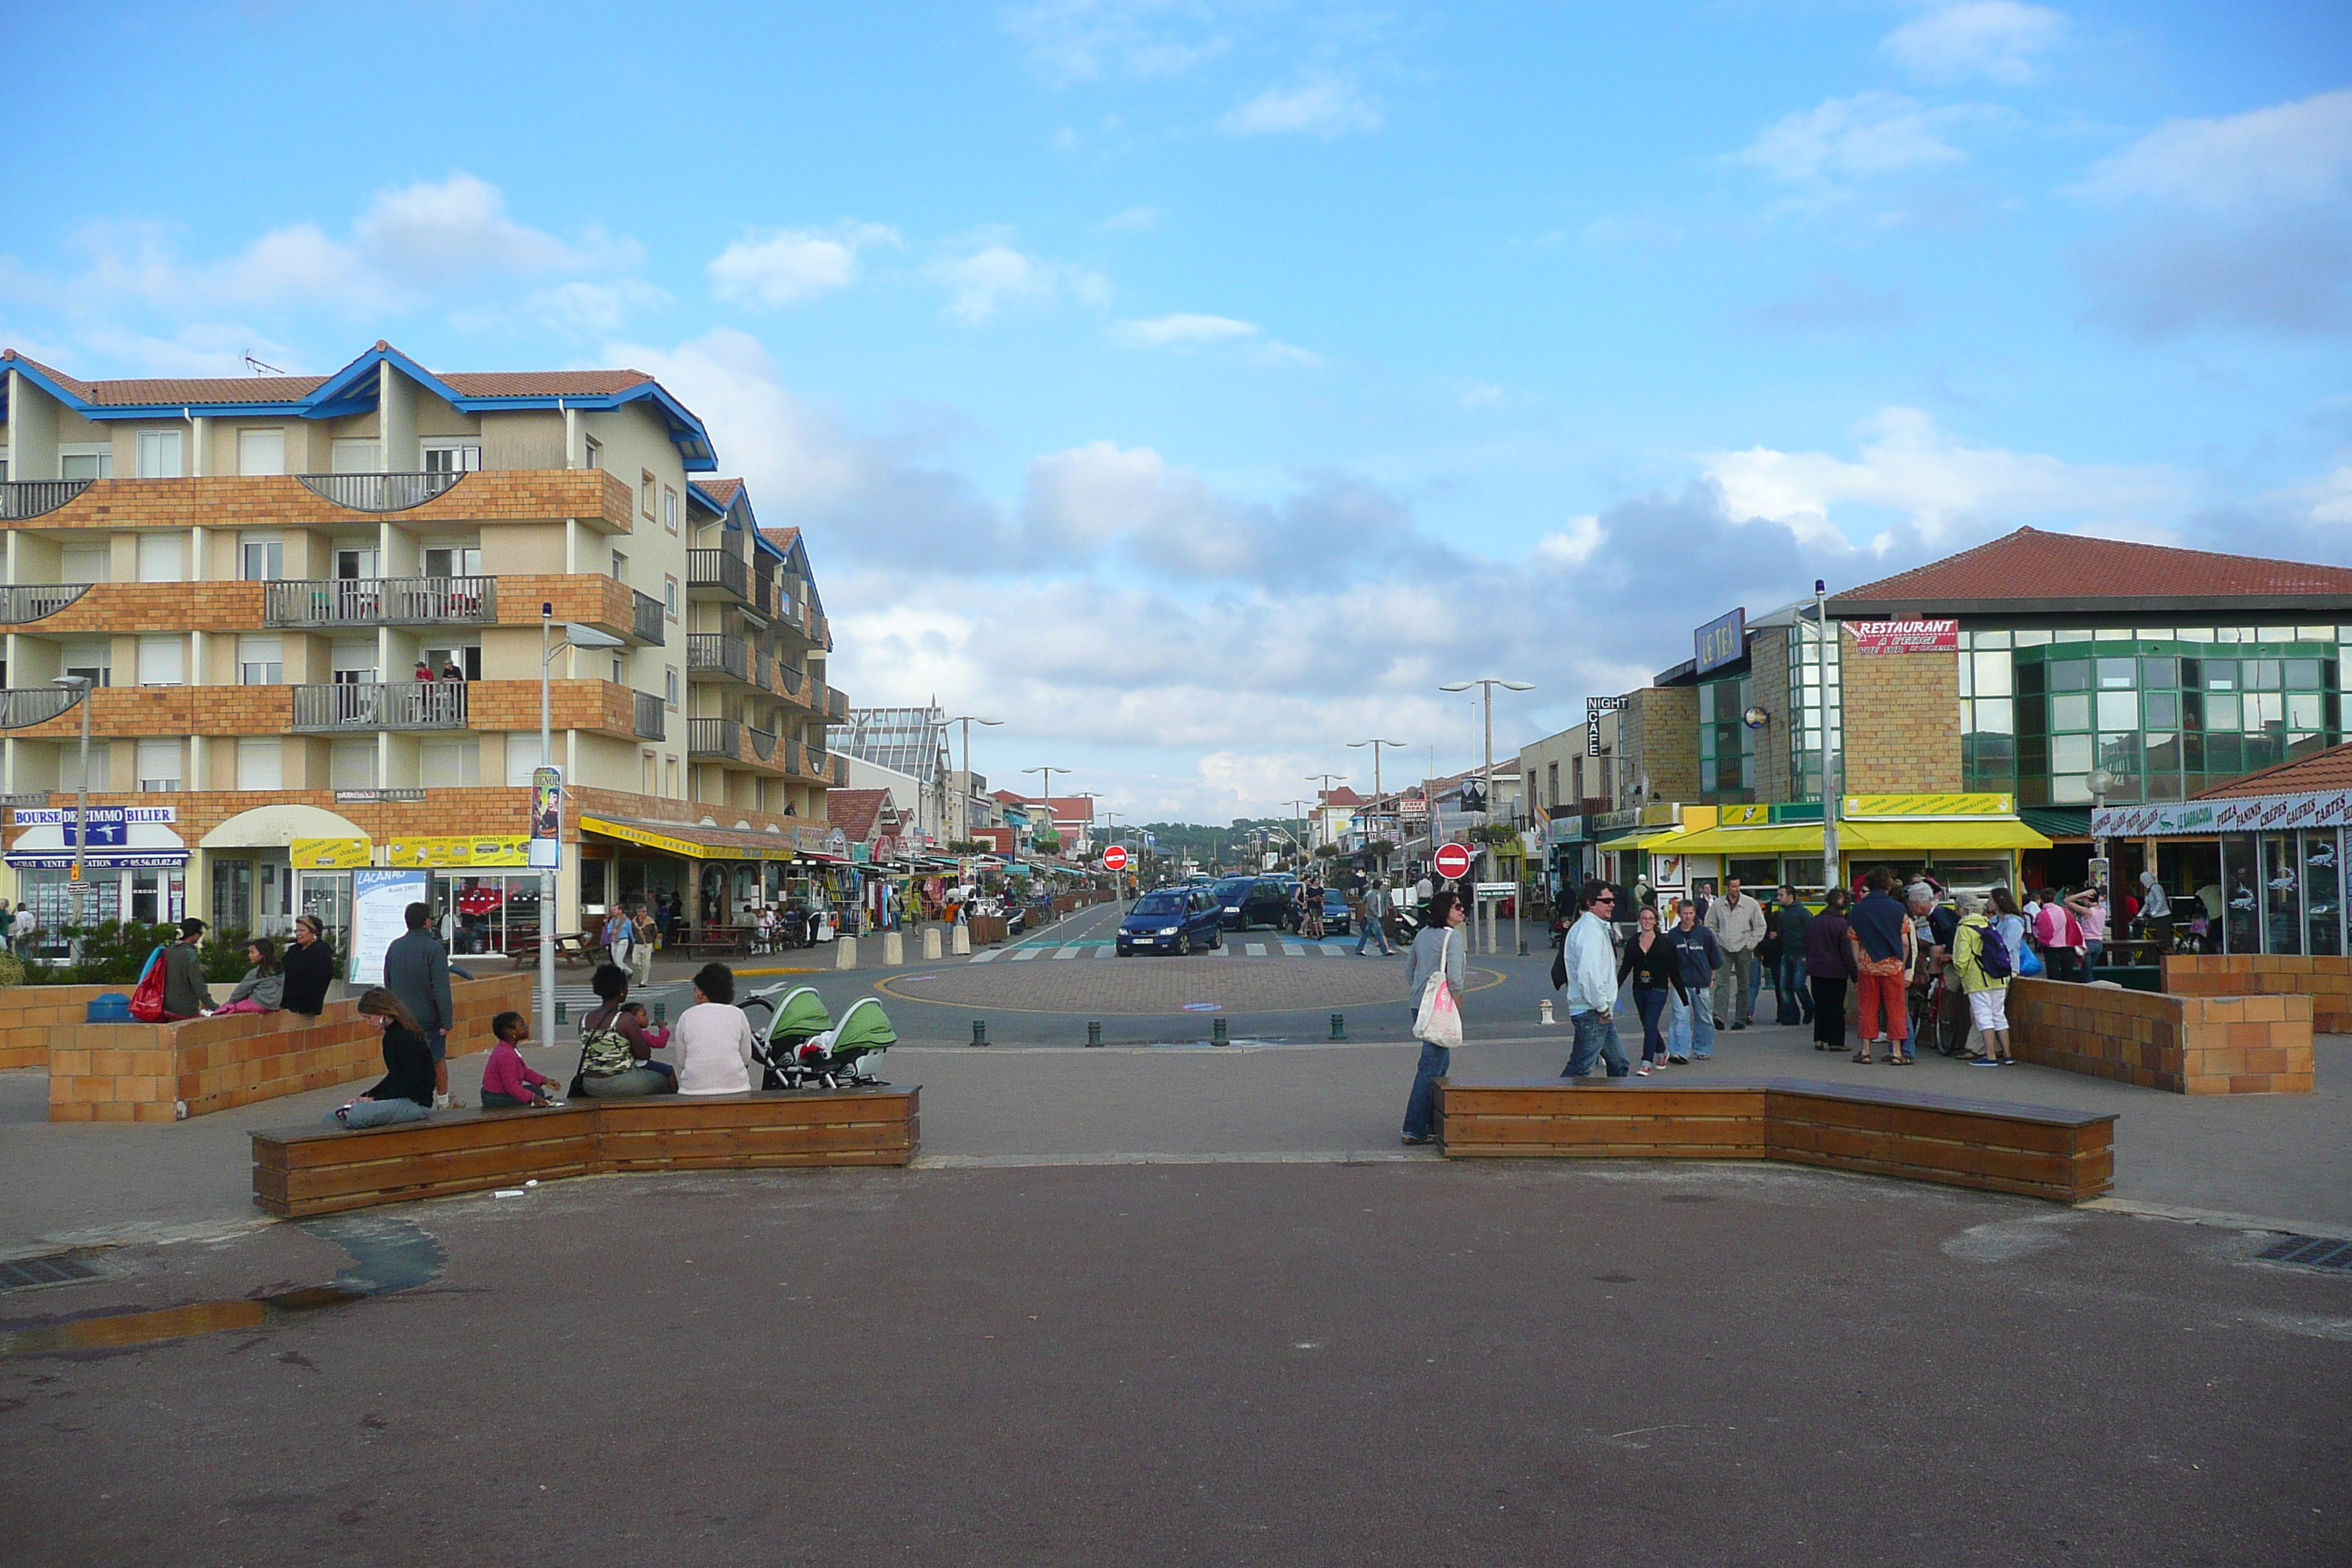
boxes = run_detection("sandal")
[1852,1049,1872,1063]
[1891,1052,1914,1065]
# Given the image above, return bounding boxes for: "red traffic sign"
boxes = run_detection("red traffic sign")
[1102,845,1130,871]
[1433,843,1474,880]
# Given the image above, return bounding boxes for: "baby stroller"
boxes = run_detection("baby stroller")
[780,996,897,1089]
[747,984,832,1090]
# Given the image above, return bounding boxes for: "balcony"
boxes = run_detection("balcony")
[745,723,777,762]
[0,686,83,730]
[295,472,467,513]
[686,549,750,603]
[0,480,94,521]
[688,717,742,760]
[631,589,665,646]
[0,584,93,625]
[290,682,469,733]
[635,690,666,742]
[686,633,762,688]
[826,686,848,722]
[265,577,497,630]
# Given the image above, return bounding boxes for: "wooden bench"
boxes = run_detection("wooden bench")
[250,1086,919,1218]
[1436,1077,2115,1204]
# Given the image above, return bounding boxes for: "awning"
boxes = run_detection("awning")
[1667,820,2051,855]
[1662,825,1828,855]
[2020,807,2092,842]
[1597,829,1695,852]
[581,815,802,862]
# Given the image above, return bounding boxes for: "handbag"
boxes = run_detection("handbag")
[1414,929,1463,1049]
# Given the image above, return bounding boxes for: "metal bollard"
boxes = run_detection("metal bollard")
[1211,1018,1229,1047]
[971,1019,988,1047]
[1087,1021,1102,1047]
[1518,937,1528,956]
[1330,1012,1347,1040]
[555,1001,567,1025]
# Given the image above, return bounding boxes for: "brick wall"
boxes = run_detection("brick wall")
[1620,686,1699,804]
[10,573,647,642]
[2006,976,2314,1094]
[2164,954,2352,1033]
[46,971,531,1122]
[1839,625,1961,793]
[7,678,638,745]
[0,984,116,1071]
[34,470,636,535]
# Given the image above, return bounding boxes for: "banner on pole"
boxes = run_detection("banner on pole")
[529,766,563,870]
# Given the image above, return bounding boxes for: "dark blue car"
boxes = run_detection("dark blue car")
[1117,887,1225,956]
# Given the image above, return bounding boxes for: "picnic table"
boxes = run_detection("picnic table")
[500,932,605,969]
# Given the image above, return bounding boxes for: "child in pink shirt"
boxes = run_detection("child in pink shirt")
[480,1011,559,1109]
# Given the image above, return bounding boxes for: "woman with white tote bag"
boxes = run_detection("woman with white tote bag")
[1399,891,1469,1145]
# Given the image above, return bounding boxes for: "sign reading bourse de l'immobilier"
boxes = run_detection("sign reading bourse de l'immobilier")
[1850,619,1960,654]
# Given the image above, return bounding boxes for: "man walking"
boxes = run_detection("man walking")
[1663,899,1721,1061]
[385,900,459,1109]
[1354,878,1393,957]
[1774,886,1813,1025]
[1704,876,1766,1030]
[1556,881,1629,1078]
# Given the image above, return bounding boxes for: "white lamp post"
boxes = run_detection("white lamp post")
[1441,678,1534,953]
[945,715,1002,843]
[539,603,627,1054]
[2087,766,2117,971]
[51,674,93,941]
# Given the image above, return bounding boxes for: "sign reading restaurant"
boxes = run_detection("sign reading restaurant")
[1849,619,1960,654]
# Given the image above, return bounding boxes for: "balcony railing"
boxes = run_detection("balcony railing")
[831,755,846,786]
[826,687,848,722]
[0,686,83,730]
[0,583,92,624]
[265,576,496,629]
[774,662,804,698]
[686,633,749,684]
[295,472,467,513]
[688,717,741,759]
[746,723,777,761]
[633,689,666,742]
[0,480,93,521]
[631,589,666,646]
[290,681,469,732]
[686,549,750,602]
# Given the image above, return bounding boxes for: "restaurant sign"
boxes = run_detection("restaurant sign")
[2095,791,2352,837]
[1850,619,1960,655]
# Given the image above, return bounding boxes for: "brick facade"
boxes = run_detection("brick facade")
[1839,625,1961,794]
[1617,686,1699,805]
[30,470,636,535]
[5,677,644,745]
[1750,628,1795,803]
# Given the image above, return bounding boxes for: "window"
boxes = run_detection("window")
[60,742,110,792]
[135,430,183,478]
[0,450,8,480]
[60,544,110,584]
[423,546,481,578]
[331,642,377,684]
[583,436,603,470]
[418,738,481,787]
[666,668,682,709]
[333,546,377,581]
[664,486,680,535]
[59,447,112,480]
[330,738,376,789]
[611,655,627,684]
[235,428,287,476]
[665,756,679,797]
[237,636,284,686]
[641,750,657,794]
[331,439,380,474]
[61,641,111,688]
[421,443,481,475]
[1546,761,1559,807]
[136,532,185,584]
[611,550,627,581]
[135,739,183,792]
[641,470,657,519]
[235,739,284,791]
[136,636,185,687]
[664,575,680,618]
[421,644,481,681]
[239,533,284,582]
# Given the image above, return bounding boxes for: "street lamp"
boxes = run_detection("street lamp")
[1439,679,1534,945]
[539,603,627,1056]
[50,674,92,938]
[1347,739,1406,872]
[1022,766,1068,858]
[2087,766,2117,970]
[944,715,1002,843]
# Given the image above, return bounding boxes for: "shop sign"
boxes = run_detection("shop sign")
[1635,803,1681,827]
[2098,790,2352,837]
[389,834,533,868]
[1586,694,1629,755]
[850,843,872,864]
[1842,793,2014,820]
[1768,802,1825,823]
[290,837,370,870]
[12,805,177,827]
[333,788,424,803]
[1546,815,1583,845]
[1850,619,1959,655]
[1591,808,1642,835]
[1694,608,1746,674]
[1718,804,1772,826]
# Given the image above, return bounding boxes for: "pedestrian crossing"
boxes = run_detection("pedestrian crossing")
[969,940,1397,964]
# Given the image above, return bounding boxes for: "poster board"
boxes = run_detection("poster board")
[350,868,429,985]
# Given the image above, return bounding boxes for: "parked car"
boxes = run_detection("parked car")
[1218,876,1301,932]
[1117,888,1225,956]
[1318,887,1354,936]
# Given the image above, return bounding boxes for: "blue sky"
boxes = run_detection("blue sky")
[4,2,2349,819]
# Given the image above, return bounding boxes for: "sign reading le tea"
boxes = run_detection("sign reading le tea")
[1693,608,1746,675]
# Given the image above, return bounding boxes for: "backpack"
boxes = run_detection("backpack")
[1967,921,2012,981]
[127,945,169,1022]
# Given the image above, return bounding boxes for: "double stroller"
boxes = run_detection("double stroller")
[749,985,896,1090]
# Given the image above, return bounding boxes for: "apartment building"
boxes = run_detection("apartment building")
[0,342,848,946]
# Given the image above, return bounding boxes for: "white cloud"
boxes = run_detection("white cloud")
[1704,407,2185,543]
[1101,205,1170,233]
[924,234,1111,324]
[2077,88,2352,211]
[1880,3,2063,86]
[1219,75,1382,139]
[1734,91,1968,185]
[1001,0,1229,85]
[708,222,902,308]
[1109,312,1259,348]
[519,279,671,335]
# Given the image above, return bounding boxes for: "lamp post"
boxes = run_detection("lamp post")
[50,674,92,940]
[1348,739,1406,875]
[1303,774,1347,854]
[944,715,1002,843]
[540,603,626,1057]
[1814,578,1839,896]
[2087,766,2117,971]
[1441,678,1534,953]
[1022,766,1067,860]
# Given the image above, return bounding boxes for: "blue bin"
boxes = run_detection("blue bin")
[85,993,133,1024]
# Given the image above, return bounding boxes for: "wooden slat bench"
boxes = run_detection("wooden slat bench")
[1436,1077,2114,1204]
[251,1087,919,1218]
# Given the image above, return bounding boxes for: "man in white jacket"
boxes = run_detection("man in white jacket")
[1558,880,1629,1078]
[1704,877,1768,1030]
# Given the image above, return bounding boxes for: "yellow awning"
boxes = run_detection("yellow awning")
[581,815,808,862]
[1840,819,2050,852]
[1597,828,1694,852]
[1662,825,1830,854]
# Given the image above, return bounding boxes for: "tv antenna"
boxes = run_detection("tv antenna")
[244,353,286,375]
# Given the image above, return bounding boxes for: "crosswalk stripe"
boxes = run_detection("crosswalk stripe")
[1282,943,1304,957]
[1052,944,1081,959]
[1320,943,1347,957]
[969,949,1000,963]
[1245,943,1266,956]
[1093,943,1114,957]
[1010,947,1044,961]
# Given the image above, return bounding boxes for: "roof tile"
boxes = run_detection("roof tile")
[1836,527,2352,607]
[2192,742,2352,799]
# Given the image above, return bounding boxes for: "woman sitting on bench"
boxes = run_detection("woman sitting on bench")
[574,963,677,1098]
[328,990,437,1127]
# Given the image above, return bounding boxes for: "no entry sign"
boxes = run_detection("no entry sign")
[1433,843,1474,880]
[1102,845,1130,871]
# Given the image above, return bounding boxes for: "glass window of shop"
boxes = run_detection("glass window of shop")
[1960,627,2342,805]
[2201,829,2346,957]
[1784,623,1842,804]
[1697,676,1757,804]
[16,866,184,949]
[431,874,541,957]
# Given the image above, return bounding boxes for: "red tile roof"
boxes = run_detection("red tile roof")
[2192,742,2352,799]
[1320,787,1367,807]
[697,478,745,508]
[439,369,652,397]
[760,525,801,555]
[826,788,891,841]
[1834,527,2352,612]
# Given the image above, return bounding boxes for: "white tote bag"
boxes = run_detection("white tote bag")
[1414,929,1463,1049]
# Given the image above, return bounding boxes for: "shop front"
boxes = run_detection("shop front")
[1590,804,1709,905]
[1665,794,2049,897]
[579,814,848,936]
[2095,783,2352,957]
[387,833,541,957]
[5,805,189,942]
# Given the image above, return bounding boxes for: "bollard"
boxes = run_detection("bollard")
[555,1000,567,1026]
[1518,937,1528,957]
[834,935,858,970]
[883,932,904,967]
[1211,1018,1229,1047]
[1087,1021,1102,1047]
[1539,998,1556,1026]
[924,927,943,962]
[972,1019,989,1047]
[951,925,971,956]
[1330,1013,1346,1041]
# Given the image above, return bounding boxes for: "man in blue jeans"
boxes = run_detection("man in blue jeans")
[1354,878,1393,957]
[1663,900,1721,1060]
[1775,885,1814,1025]
[1558,881,1629,1077]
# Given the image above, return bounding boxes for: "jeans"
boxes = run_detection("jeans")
[1712,949,1757,1025]
[328,1097,431,1128]
[1564,1009,1629,1078]
[1633,986,1671,1063]
[1747,954,1765,1018]
[1402,1037,1451,1139]
[1809,976,1848,1049]
[1779,954,1814,1022]
[579,1065,676,1098]
[1670,985,1716,1058]
[1355,911,1392,956]
[2045,948,2087,983]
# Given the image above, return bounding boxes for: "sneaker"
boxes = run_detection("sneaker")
[1635,1063,1654,1077]
[431,1093,451,1110]
[1731,1021,1748,1031]
[1968,1055,2001,1066]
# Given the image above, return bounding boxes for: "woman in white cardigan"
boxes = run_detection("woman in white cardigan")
[672,963,757,1096]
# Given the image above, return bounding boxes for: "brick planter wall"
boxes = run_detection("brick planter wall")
[2006,976,2313,1094]
[2163,954,2352,1034]
[0,985,121,1071]
[46,973,532,1123]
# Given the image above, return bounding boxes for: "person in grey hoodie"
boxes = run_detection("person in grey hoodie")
[1398,891,1468,1145]
[384,901,458,1108]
